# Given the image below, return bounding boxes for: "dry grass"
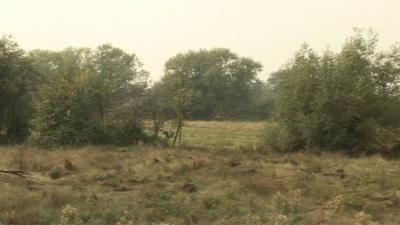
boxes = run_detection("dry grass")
[0,121,400,225]
[0,146,400,225]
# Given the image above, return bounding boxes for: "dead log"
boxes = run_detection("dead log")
[0,169,27,177]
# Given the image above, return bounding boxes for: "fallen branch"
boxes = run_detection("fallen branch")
[0,169,27,177]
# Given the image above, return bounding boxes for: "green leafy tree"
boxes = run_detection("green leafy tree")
[161,48,263,120]
[0,35,38,143]
[162,64,195,147]
[144,82,175,139]
[32,45,148,146]
[268,30,400,152]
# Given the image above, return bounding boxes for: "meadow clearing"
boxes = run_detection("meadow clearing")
[1,121,400,225]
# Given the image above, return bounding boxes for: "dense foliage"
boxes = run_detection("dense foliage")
[267,30,400,152]
[31,45,149,146]
[1,31,399,152]
[0,36,38,143]
[0,35,272,147]
[156,48,272,120]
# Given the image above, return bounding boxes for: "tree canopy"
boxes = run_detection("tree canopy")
[267,30,400,152]
[158,48,268,120]
[0,35,38,143]
[32,45,149,146]
[1,31,399,152]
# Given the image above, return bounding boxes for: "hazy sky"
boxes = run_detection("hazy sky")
[1,0,400,81]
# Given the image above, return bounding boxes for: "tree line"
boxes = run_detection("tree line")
[1,30,399,152]
[0,35,272,147]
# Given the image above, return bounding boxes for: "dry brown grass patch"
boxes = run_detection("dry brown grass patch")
[1,145,400,224]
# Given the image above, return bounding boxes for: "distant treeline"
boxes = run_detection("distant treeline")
[0,35,272,146]
[1,29,399,152]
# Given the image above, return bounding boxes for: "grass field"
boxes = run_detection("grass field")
[143,120,265,149]
[1,121,400,225]
[175,121,265,149]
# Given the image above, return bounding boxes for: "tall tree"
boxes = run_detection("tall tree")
[267,30,400,152]
[32,45,148,146]
[0,35,38,143]
[161,48,263,119]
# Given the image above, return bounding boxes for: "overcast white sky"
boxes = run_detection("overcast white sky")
[1,0,399,81]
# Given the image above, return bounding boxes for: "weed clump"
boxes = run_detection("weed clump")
[60,205,78,225]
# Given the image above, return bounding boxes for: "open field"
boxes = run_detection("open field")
[1,121,400,225]
[161,121,266,149]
